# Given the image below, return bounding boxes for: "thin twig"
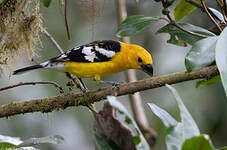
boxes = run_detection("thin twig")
[223,0,227,16]
[64,0,71,40]
[0,81,64,94]
[221,0,227,16]
[186,0,203,9]
[43,29,64,54]
[217,0,227,22]
[167,14,208,38]
[201,0,223,32]
[160,0,208,38]
[42,29,86,93]
[0,65,219,118]
[116,0,156,147]
[186,0,225,23]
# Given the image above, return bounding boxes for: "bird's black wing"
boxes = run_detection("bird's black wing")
[50,40,121,63]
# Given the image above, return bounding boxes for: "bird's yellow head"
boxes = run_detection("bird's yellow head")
[121,42,153,76]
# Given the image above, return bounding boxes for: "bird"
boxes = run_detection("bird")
[13,40,153,90]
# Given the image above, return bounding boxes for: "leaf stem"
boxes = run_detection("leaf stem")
[160,0,208,38]
[201,0,223,32]
[166,14,208,38]
[185,0,203,9]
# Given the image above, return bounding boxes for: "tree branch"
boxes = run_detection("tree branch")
[0,65,219,118]
[0,82,64,94]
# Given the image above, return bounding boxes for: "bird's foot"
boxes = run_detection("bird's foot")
[100,80,125,96]
[99,80,125,86]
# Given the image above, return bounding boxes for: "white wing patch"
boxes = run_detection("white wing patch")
[95,46,115,58]
[72,46,81,51]
[66,46,80,53]
[57,54,67,60]
[82,46,97,62]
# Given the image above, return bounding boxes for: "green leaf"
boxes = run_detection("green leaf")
[174,0,204,21]
[157,23,214,46]
[148,86,201,150]
[116,15,159,38]
[196,75,221,88]
[216,27,227,97]
[125,116,132,124]
[94,133,119,150]
[185,36,218,72]
[41,0,52,7]
[132,136,141,145]
[0,134,63,150]
[148,103,178,127]
[147,103,183,150]
[0,142,17,149]
[107,96,150,150]
[166,84,200,138]
[0,134,22,145]
[208,8,225,22]
[182,134,215,150]
[0,134,39,150]
[166,123,184,150]
[18,135,64,147]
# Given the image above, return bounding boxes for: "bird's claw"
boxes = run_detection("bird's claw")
[99,80,125,86]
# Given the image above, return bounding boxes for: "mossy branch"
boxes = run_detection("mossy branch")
[0,65,219,118]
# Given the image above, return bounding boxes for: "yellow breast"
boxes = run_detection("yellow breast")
[62,53,128,81]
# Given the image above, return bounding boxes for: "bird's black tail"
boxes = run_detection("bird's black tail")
[13,64,43,75]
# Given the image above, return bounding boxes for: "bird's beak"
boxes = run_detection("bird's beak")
[141,63,153,76]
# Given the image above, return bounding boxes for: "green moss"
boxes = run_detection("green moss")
[0,0,43,72]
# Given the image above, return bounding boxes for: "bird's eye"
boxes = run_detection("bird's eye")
[138,57,142,63]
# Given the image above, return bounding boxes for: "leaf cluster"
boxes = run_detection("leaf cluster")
[116,0,227,95]
[94,85,227,150]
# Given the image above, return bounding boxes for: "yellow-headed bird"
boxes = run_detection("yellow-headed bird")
[13,40,153,81]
